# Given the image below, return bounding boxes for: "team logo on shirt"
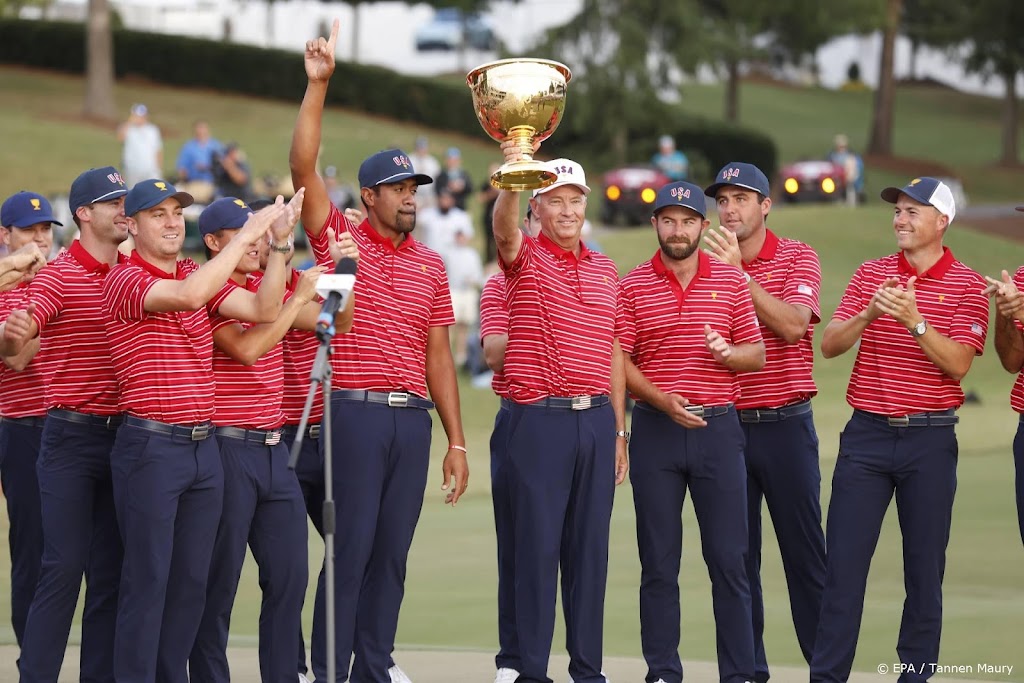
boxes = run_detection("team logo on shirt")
[30,198,41,210]
[797,284,812,295]
[393,155,411,169]
[939,294,945,302]
[711,292,718,300]
[971,323,983,335]
[154,182,167,191]
[421,264,427,273]
[722,167,741,181]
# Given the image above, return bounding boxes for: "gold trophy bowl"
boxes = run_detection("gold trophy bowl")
[467,58,572,191]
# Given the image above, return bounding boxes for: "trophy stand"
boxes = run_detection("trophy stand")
[288,340,337,683]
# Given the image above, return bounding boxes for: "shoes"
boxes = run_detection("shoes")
[494,668,520,683]
[298,675,312,683]
[567,673,610,683]
[389,664,413,683]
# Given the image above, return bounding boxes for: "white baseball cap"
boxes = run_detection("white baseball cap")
[880,177,956,223]
[532,158,590,197]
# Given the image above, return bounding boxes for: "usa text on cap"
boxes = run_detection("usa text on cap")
[357,149,434,189]
[532,158,591,197]
[69,166,128,214]
[2,191,64,228]
[199,197,251,235]
[124,179,194,217]
[652,181,706,219]
[880,177,956,223]
[705,162,771,198]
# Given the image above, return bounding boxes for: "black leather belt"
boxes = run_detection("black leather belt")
[739,400,812,423]
[281,423,322,440]
[216,425,283,446]
[48,409,122,430]
[0,415,46,428]
[854,408,958,427]
[332,390,435,410]
[123,415,215,441]
[636,402,733,418]
[521,395,609,411]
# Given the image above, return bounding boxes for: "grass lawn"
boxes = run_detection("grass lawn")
[1,67,1024,679]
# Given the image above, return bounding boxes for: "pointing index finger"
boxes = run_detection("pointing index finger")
[328,18,340,52]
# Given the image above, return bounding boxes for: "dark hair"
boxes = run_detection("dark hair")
[248,197,274,211]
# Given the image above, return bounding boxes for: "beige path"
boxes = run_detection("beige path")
[0,646,1008,682]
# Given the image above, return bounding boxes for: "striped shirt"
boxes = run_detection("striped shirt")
[26,240,125,416]
[0,284,52,417]
[210,275,287,429]
[833,248,988,415]
[479,272,509,398]
[736,230,820,408]
[501,232,619,401]
[1008,266,1024,413]
[102,252,232,424]
[320,205,454,398]
[619,250,762,403]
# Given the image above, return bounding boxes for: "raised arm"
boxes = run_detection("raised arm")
[491,139,540,266]
[290,19,339,239]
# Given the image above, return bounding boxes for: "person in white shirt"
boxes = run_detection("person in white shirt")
[444,226,484,368]
[118,104,163,187]
[409,136,442,209]
[417,188,474,260]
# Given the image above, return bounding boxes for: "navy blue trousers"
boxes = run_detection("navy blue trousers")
[0,419,43,648]
[491,405,518,672]
[741,409,825,682]
[18,415,122,683]
[630,404,754,683]
[505,401,615,683]
[811,412,958,683]
[190,436,308,683]
[284,426,325,677]
[1014,417,1024,547]
[110,423,224,683]
[313,398,432,683]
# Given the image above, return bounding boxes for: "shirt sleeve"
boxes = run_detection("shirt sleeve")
[429,263,456,328]
[781,243,822,323]
[1013,266,1024,333]
[308,205,340,268]
[731,277,764,345]
[102,265,159,323]
[947,273,990,355]
[207,280,240,317]
[479,275,509,339]
[499,234,535,281]
[832,264,871,322]
[26,263,65,332]
[616,279,638,355]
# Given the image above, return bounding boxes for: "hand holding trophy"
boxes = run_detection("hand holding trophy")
[467,58,572,191]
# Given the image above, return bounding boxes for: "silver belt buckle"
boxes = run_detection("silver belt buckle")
[570,395,592,411]
[308,424,321,439]
[888,415,910,427]
[387,392,409,408]
[687,405,706,417]
[190,424,210,441]
[265,430,282,446]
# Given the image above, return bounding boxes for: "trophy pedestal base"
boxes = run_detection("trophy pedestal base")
[491,161,557,191]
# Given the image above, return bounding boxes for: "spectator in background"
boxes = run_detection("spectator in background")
[479,162,501,265]
[827,134,865,206]
[118,104,163,187]
[417,187,474,260]
[176,120,223,184]
[409,136,442,209]
[214,143,254,203]
[436,147,473,210]
[651,134,689,182]
[444,226,484,369]
[324,166,357,211]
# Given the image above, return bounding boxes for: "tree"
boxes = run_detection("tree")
[867,0,901,155]
[82,0,116,121]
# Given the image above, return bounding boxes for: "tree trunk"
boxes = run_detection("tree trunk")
[82,0,116,121]
[350,3,360,62]
[909,38,918,80]
[724,57,740,123]
[867,0,901,156]
[265,0,274,48]
[1000,70,1020,166]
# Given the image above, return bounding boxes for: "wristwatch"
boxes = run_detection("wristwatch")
[270,238,293,254]
[615,430,630,443]
[910,319,928,337]
[742,271,752,284]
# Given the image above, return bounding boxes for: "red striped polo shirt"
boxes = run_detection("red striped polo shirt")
[1008,266,1024,413]
[501,232,619,402]
[102,252,233,424]
[736,230,820,408]
[319,205,454,398]
[0,285,52,417]
[210,275,287,429]
[281,269,322,424]
[618,250,762,403]
[479,271,509,398]
[26,241,125,416]
[833,247,988,415]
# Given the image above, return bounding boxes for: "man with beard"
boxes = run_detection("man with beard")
[0,168,130,683]
[618,180,764,683]
[702,162,826,683]
[289,19,468,683]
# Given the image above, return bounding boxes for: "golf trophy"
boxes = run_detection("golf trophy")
[467,58,572,191]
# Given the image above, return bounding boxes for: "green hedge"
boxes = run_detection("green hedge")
[0,19,776,178]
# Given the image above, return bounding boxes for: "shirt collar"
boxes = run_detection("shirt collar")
[897,246,955,280]
[128,250,181,280]
[358,218,414,253]
[69,239,124,275]
[538,231,590,264]
[751,228,780,262]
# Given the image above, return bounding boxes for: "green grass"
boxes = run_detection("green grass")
[2,68,1024,679]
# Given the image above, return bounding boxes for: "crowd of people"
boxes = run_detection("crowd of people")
[0,18,1022,683]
